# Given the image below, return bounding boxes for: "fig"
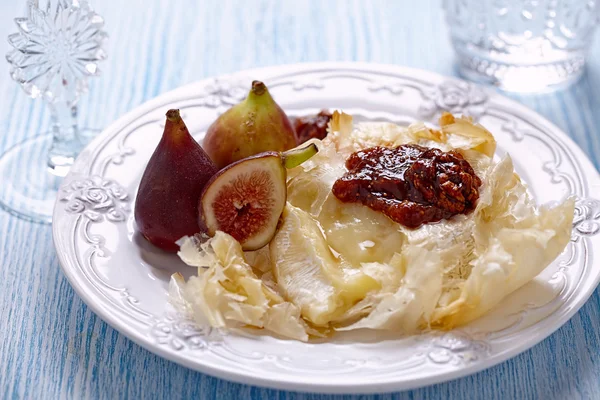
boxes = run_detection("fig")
[200,143,318,250]
[203,80,296,169]
[135,109,218,252]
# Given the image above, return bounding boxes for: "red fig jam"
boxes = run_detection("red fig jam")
[332,145,481,228]
[293,110,332,144]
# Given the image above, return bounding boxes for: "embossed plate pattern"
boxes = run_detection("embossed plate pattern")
[52,63,600,394]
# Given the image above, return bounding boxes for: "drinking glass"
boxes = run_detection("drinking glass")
[3,0,107,223]
[444,0,600,92]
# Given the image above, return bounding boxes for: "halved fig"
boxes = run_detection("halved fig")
[200,143,318,250]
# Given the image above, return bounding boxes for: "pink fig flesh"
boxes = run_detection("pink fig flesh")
[200,152,287,251]
[199,143,319,250]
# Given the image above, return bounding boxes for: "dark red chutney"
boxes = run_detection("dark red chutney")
[293,110,333,144]
[331,144,482,228]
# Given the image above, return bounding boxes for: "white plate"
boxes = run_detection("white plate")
[52,63,600,394]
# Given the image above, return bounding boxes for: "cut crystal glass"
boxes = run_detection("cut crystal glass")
[1,0,107,223]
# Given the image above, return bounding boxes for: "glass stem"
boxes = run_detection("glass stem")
[47,100,81,177]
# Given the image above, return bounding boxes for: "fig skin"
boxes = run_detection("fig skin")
[203,80,296,169]
[135,109,218,252]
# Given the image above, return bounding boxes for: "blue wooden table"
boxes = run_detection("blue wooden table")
[1,1,600,399]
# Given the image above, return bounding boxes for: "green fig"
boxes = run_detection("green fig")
[135,109,218,252]
[203,80,296,169]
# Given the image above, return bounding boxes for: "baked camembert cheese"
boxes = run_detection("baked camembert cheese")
[172,112,574,341]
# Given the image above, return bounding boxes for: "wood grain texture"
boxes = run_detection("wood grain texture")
[1,0,599,399]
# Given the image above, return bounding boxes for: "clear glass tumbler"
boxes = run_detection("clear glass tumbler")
[444,0,600,92]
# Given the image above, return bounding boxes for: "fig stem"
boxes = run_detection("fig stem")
[164,109,190,144]
[166,109,181,122]
[282,143,319,169]
[246,80,275,107]
[251,80,266,95]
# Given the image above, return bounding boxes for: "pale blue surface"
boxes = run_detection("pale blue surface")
[1,1,600,399]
